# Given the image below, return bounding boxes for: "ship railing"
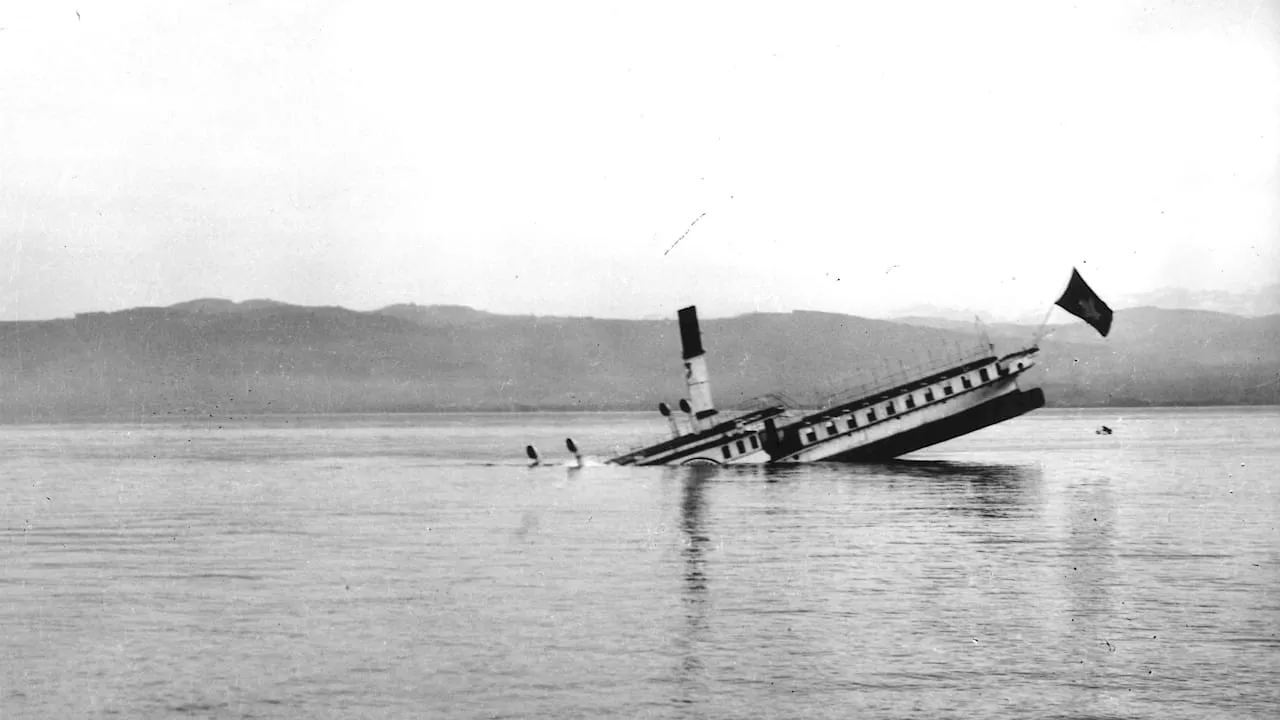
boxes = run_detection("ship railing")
[738,392,801,412]
[613,438,668,461]
[612,396,792,460]
[819,346,993,411]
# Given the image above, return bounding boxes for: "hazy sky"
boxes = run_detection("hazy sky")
[2,0,1277,321]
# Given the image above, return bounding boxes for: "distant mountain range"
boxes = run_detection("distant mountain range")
[888,284,1280,324]
[1112,284,1280,318]
[0,299,1276,420]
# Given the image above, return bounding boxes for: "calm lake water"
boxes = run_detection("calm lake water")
[1,408,1278,719]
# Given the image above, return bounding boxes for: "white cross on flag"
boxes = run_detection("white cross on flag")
[1055,268,1113,337]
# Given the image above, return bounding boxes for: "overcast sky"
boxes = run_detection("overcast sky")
[2,0,1277,321]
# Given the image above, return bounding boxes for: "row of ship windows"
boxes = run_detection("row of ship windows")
[801,365,997,444]
[720,433,761,459]
[717,362,1018,456]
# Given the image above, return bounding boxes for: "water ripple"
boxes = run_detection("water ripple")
[1,409,1277,719]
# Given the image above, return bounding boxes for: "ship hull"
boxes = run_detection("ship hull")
[596,304,1045,467]
[819,387,1045,462]
[775,363,1043,463]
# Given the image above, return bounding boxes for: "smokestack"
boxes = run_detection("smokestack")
[677,306,717,423]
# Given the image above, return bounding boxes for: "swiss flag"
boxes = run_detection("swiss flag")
[1055,268,1113,337]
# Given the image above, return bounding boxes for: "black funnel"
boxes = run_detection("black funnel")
[677,306,704,360]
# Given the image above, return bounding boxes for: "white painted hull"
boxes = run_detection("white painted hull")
[782,376,1023,462]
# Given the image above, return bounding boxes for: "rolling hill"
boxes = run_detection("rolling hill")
[0,301,1276,421]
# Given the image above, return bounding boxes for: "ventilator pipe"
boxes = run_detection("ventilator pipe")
[679,398,700,434]
[565,437,583,467]
[658,402,682,438]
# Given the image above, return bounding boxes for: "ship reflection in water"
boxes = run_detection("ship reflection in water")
[752,458,1046,519]
[668,466,715,707]
[664,459,1047,707]
[861,459,1045,520]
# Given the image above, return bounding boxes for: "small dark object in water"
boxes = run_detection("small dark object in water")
[565,437,584,467]
[525,445,540,466]
[1096,425,1113,435]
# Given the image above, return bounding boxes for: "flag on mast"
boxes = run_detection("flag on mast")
[1055,268,1113,337]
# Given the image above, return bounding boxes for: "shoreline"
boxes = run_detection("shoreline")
[1,403,1278,427]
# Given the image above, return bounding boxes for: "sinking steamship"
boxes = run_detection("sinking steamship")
[586,306,1045,466]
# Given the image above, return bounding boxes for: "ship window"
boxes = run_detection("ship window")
[749,435,759,450]
[826,422,837,436]
[736,439,746,454]
[886,401,896,416]
[943,384,953,396]
[924,389,935,402]
[847,416,857,430]
[962,376,973,389]
[980,368,990,382]
[905,395,916,409]
[721,445,732,459]
[998,365,1008,377]
[867,409,877,422]
[805,428,818,443]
